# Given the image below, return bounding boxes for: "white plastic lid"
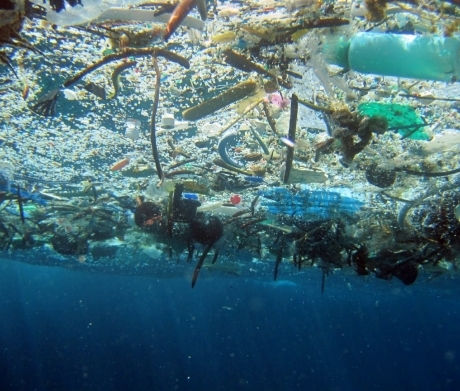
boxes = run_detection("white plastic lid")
[161,114,175,129]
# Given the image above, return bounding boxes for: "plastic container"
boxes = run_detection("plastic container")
[324,32,460,82]
[161,113,175,129]
[183,193,200,201]
[259,188,364,219]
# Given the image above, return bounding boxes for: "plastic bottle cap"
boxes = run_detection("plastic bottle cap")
[230,194,242,205]
[161,114,175,129]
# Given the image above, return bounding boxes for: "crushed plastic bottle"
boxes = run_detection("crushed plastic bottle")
[258,188,364,219]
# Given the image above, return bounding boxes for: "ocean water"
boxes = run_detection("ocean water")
[1,257,459,391]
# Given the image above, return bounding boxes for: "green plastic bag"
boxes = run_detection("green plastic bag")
[358,102,430,140]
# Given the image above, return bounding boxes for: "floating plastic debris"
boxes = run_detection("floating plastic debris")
[324,32,460,82]
[212,31,236,43]
[182,80,257,121]
[266,93,290,109]
[420,130,460,156]
[62,89,78,100]
[280,137,295,148]
[183,193,200,201]
[365,164,397,188]
[161,113,175,129]
[230,194,242,205]
[110,158,130,171]
[243,176,264,183]
[2,0,460,290]
[358,102,430,140]
[258,188,364,219]
[283,168,328,184]
[125,119,141,141]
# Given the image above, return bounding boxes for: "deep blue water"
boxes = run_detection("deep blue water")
[1,257,459,391]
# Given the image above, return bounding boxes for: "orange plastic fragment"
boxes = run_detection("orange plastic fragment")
[110,158,130,171]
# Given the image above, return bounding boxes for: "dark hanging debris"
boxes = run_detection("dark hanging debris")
[392,261,418,286]
[365,164,396,188]
[16,185,25,224]
[134,200,163,232]
[51,232,88,256]
[274,236,285,281]
[352,245,370,276]
[31,89,61,116]
[84,81,106,100]
[223,48,292,89]
[190,214,224,288]
[48,0,82,13]
[191,214,224,247]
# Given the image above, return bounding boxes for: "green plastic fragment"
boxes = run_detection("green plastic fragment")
[102,49,115,56]
[358,102,430,140]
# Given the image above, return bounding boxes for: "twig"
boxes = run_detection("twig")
[283,93,298,183]
[215,98,264,137]
[150,57,163,180]
[298,98,333,114]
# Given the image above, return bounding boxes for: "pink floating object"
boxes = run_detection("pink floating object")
[264,92,290,109]
[230,194,242,205]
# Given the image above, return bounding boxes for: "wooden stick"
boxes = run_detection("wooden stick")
[283,94,298,183]
[150,57,163,180]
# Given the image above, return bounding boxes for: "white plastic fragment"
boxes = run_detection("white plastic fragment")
[197,201,223,212]
[280,137,295,148]
[96,9,205,30]
[420,129,460,156]
[281,166,328,184]
[125,118,141,141]
[350,2,367,18]
[62,89,78,100]
[161,114,175,129]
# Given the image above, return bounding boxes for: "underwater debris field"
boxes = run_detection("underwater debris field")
[1,0,460,288]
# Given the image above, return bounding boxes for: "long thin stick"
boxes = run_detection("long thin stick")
[182,80,257,121]
[150,57,163,180]
[17,186,25,224]
[262,100,278,134]
[223,49,292,89]
[298,97,333,114]
[215,98,264,137]
[63,48,190,88]
[283,94,298,183]
[399,93,460,103]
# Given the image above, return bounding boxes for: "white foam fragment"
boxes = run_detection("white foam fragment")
[62,89,78,100]
[420,129,460,155]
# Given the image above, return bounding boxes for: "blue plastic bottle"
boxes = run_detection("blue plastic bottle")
[324,32,460,82]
